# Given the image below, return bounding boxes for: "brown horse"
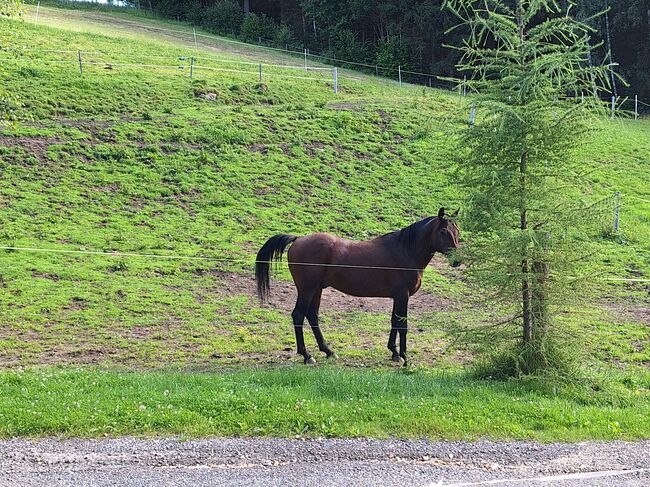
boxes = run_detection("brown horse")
[255,207,460,366]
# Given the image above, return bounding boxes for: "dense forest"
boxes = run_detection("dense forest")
[132,0,648,102]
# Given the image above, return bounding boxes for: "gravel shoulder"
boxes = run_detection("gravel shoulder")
[1,437,648,486]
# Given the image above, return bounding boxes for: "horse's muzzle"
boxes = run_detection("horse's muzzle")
[443,250,462,267]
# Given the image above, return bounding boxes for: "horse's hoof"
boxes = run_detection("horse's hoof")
[305,356,316,365]
[391,354,404,364]
[327,353,339,360]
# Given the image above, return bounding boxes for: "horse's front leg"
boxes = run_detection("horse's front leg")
[388,295,409,366]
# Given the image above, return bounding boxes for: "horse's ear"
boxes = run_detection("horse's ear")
[438,207,446,219]
[450,208,460,218]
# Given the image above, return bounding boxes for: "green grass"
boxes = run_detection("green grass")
[0,5,649,439]
[1,367,648,441]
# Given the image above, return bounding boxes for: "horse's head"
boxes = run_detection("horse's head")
[434,207,461,267]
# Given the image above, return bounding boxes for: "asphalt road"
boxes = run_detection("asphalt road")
[1,437,648,486]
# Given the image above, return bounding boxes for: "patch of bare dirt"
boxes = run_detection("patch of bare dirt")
[303,141,328,158]
[94,183,121,193]
[0,135,65,161]
[248,143,269,154]
[603,300,650,326]
[200,270,455,315]
[325,102,358,110]
[31,271,61,281]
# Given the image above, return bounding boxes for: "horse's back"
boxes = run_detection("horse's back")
[287,232,339,263]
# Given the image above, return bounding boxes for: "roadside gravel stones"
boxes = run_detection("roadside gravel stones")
[1,438,648,487]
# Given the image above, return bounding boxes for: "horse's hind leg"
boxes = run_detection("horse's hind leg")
[292,290,317,365]
[307,290,337,359]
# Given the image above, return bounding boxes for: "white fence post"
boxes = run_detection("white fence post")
[398,65,402,87]
[304,49,307,70]
[193,27,197,48]
[635,95,638,120]
[469,104,476,126]
[78,50,83,76]
[333,67,338,94]
[259,63,262,82]
[611,96,615,119]
[35,1,40,24]
[463,75,467,96]
[614,191,621,232]
[189,56,194,78]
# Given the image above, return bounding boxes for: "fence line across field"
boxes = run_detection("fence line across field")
[1,53,339,91]
[22,5,650,104]
[1,246,648,283]
[0,47,324,71]
[22,7,459,91]
[4,49,649,109]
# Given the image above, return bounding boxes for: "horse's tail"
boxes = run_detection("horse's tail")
[255,234,298,303]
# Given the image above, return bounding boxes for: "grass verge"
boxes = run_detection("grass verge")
[1,366,648,441]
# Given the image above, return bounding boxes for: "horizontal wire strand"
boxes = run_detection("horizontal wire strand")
[1,246,648,281]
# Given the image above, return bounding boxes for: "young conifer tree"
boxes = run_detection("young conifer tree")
[443,0,612,374]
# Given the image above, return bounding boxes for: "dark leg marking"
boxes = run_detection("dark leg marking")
[307,290,337,358]
[389,295,409,366]
[293,290,317,365]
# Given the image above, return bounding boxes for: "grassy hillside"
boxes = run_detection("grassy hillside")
[1,4,648,370]
[0,4,648,440]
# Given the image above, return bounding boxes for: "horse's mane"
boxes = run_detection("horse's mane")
[377,217,437,252]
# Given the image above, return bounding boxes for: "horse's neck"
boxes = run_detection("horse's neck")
[412,228,436,270]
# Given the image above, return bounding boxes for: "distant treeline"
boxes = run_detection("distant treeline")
[129,0,648,100]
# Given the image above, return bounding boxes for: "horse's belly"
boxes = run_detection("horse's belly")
[329,282,393,298]
[325,269,418,298]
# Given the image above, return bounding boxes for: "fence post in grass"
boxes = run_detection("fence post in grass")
[333,67,338,94]
[398,65,402,87]
[581,92,584,103]
[189,56,194,79]
[375,65,378,77]
[469,104,476,126]
[635,95,638,120]
[193,27,197,48]
[259,63,262,83]
[463,75,467,96]
[613,191,621,233]
[611,96,615,119]
[78,50,83,76]
[428,77,432,88]
[304,48,307,70]
[35,1,40,24]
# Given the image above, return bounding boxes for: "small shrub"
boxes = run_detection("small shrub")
[17,66,41,78]
[327,29,371,65]
[273,24,297,49]
[240,12,278,42]
[375,37,413,74]
[229,84,247,94]
[202,1,243,36]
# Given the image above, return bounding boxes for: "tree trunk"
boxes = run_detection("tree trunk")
[531,259,549,341]
[520,158,531,344]
[516,1,532,346]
